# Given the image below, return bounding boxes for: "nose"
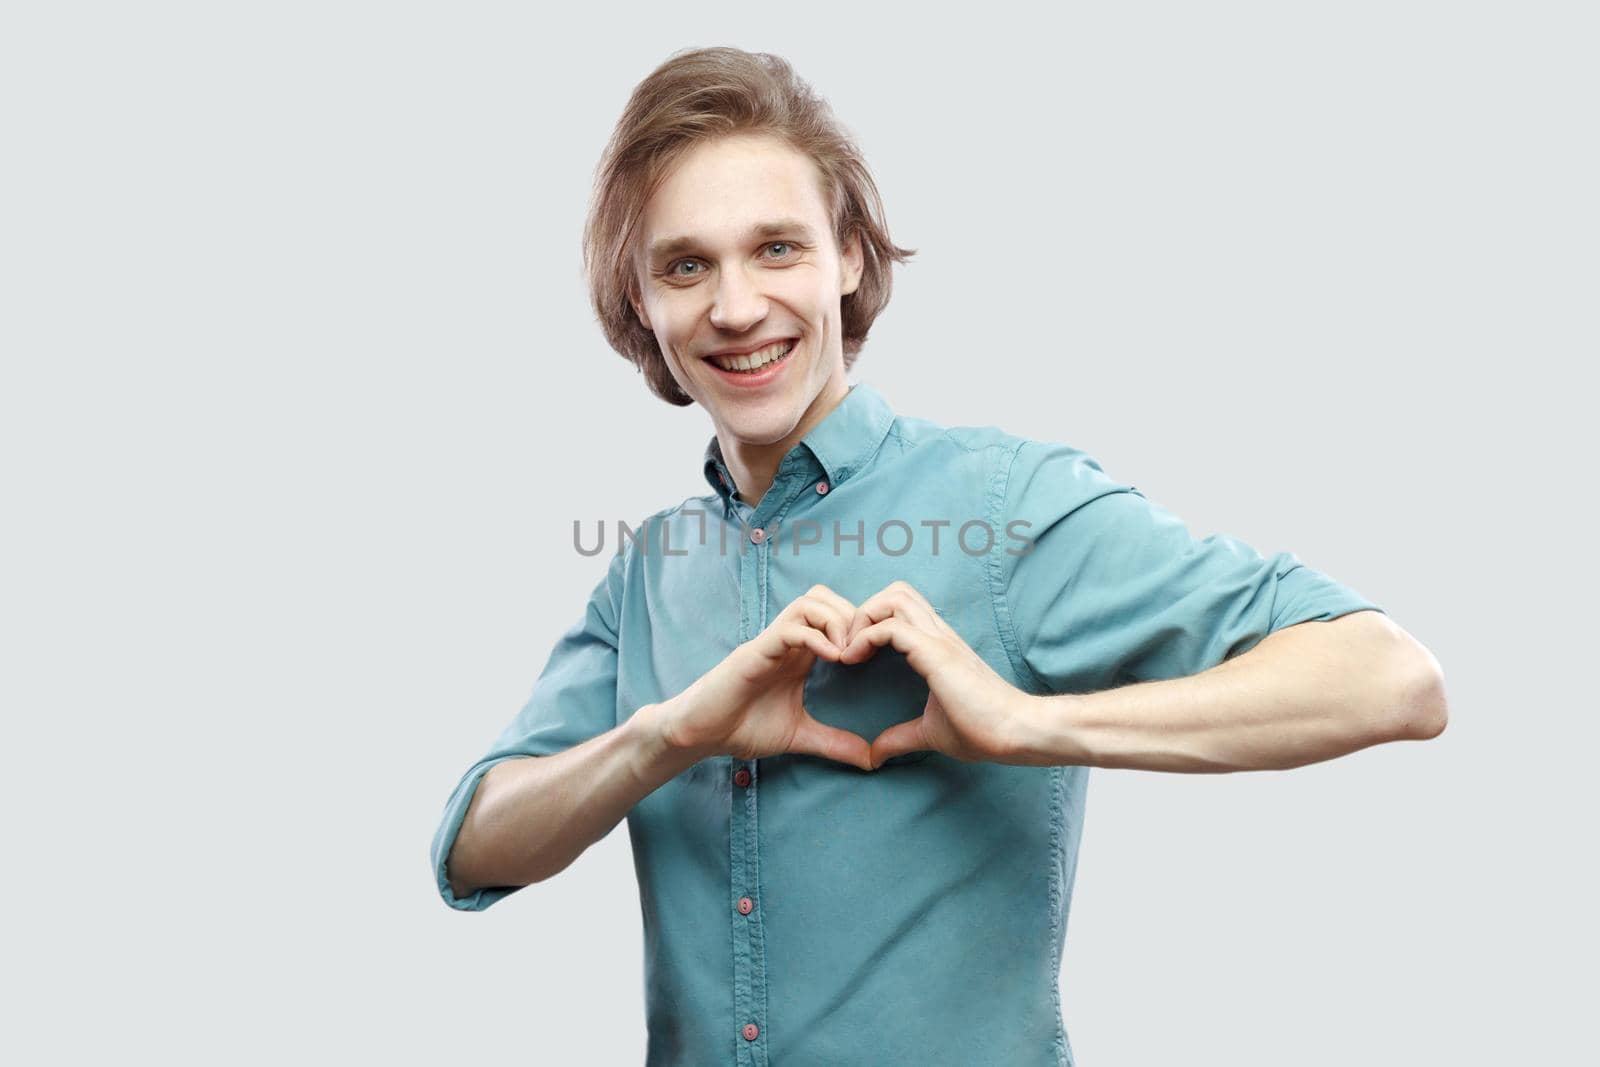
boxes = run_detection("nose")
[708,264,768,334]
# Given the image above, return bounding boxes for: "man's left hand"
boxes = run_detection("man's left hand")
[837,580,1032,770]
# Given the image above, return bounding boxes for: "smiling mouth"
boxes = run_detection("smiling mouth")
[708,338,797,373]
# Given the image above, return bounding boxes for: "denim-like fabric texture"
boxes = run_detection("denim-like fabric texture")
[430,382,1384,1066]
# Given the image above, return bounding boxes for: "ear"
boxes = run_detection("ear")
[627,276,652,331]
[839,229,864,297]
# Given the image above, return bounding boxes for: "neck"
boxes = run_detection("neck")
[721,371,851,507]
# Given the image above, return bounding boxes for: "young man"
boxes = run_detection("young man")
[430,47,1447,1066]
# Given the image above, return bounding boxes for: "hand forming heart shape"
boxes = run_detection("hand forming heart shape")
[829,580,1033,770]
[657,580,1033,772]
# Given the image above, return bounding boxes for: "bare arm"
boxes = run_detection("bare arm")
[446,703,702,898]
[444,584,873,901]
[1008,610,1449,772]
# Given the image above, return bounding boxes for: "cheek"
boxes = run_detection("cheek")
[797,276,838,318]
[653,310,691,352]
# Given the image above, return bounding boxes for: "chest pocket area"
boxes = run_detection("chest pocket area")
[803,645,932,767]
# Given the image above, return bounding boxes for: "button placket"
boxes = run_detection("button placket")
[728,464,819,1067]
[731,498,770,1066]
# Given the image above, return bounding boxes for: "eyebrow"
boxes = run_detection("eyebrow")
[646,219,819,263]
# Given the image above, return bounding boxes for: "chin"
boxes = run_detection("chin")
[723,404,802,440]
[724,416,792,446]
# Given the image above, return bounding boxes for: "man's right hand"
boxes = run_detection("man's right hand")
[651,584,874,771]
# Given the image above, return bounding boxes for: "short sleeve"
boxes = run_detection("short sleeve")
[993,440,1385,694]
[429,544,628,911]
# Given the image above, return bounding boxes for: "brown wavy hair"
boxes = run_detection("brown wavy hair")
[582,46,918,407]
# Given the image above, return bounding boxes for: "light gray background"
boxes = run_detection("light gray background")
[3,2,1594,1064]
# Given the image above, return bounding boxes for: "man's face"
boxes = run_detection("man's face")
[630,132,864,448]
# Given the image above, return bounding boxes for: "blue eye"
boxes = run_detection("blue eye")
[665,242,798,280]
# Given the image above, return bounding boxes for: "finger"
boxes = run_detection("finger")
[784,595,853,652]
[758,621,840,665]
[842,597,894,648]
[896,581,956,635]
[800,585,859,648]
[803,584,855,615]
[790,711,874,772]
[868,715,929,769]
[881,579,933,615]
[844,584,937,646]
[839,616,929,667]
[889,583,945,631]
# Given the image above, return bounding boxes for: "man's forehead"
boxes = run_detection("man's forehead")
[638,137,831,262]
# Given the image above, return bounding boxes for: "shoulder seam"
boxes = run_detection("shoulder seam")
[937,426,981,455]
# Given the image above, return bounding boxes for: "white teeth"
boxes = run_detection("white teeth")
[712,339,794,372]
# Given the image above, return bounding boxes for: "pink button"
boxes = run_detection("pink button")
[743,1023,759,1041]
[733,768,752,787]
[738,896,754,915]
[816,480,829,494]
[749,527,765,544]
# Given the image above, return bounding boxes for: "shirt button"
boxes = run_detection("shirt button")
[816,479,829,494]
[749,527,765,544]
[738,896,754,915]
[743,1023,759,1041]
[733,767,752,787]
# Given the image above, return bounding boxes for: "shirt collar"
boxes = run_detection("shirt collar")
[701,381,897,510]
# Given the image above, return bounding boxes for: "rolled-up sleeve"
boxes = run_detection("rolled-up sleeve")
[991,440,1385,694]
[429,544,628,911]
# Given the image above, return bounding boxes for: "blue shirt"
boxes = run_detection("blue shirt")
[430,381,1384,1066]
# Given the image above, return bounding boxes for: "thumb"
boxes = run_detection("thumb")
[868,715,929,770]
[788,708,874,772]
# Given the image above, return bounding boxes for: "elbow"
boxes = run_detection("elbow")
[1335,612,1447,743]
[1387,647,1449,741]
[1398,670,1448,740]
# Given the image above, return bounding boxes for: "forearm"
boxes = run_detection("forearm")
[446,702,709,897]
[1010,612,1448,772]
